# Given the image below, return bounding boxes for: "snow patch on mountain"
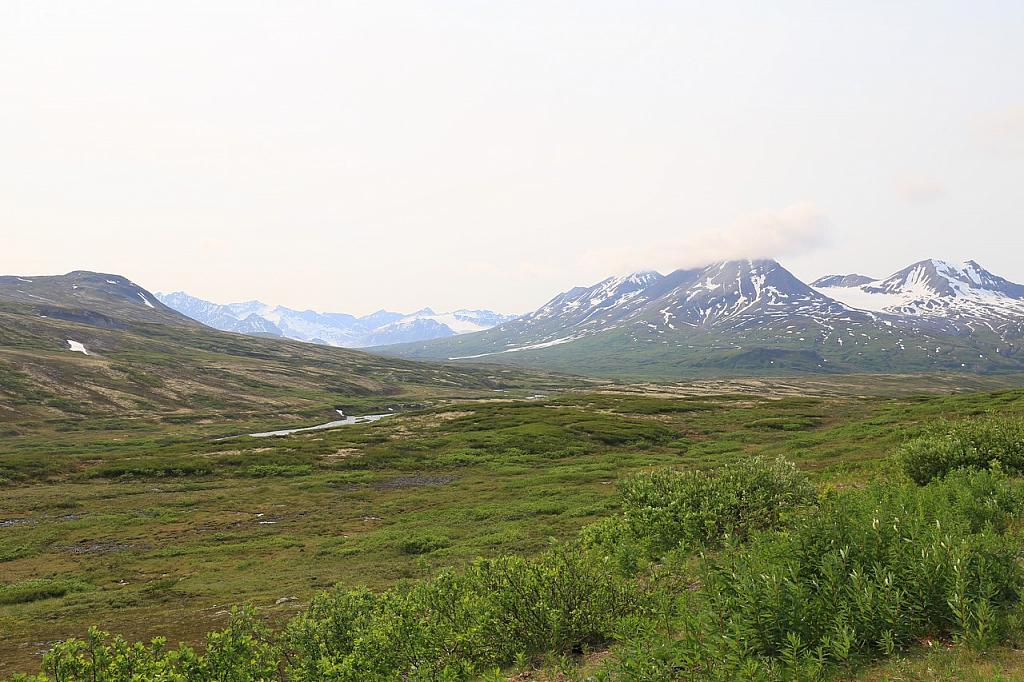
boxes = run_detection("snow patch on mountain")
[813,259,1024,336]
[449,334,581,360]
[156,291,517,348]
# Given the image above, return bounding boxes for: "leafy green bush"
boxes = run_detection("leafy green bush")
[396,533,451,555]
[896,417,1024,483]
[600,468,1024,680]
[612,456,816,557]
[747,416,818,431]
[284,545,642,680]
[10,607,277,682]
[246,464,313,478]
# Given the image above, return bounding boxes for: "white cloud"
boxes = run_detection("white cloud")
[972,105,1024,158]
[895,176,947,204]
[579,203,829,276]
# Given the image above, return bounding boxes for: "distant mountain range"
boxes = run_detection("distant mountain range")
[375,259,1024,377]
[155,292,518,348]
[3,260,1023,381]
[0,271,540,422]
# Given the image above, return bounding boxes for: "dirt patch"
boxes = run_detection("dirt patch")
[64,541,139,555]
[384,410,474,439]
[506,649,612,681]
[376,475,457,489]
[321,448,362,462]
[201,447,274,458]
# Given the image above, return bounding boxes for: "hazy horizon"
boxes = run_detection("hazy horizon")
[4,2,1023,315]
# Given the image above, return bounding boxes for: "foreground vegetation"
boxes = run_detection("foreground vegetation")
[3,383,1024,679]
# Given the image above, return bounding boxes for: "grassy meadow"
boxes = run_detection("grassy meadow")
[4,377,1024,678]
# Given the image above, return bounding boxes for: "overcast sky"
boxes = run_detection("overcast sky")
[3,2,1023,315]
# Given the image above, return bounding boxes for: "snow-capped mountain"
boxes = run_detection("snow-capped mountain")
[813,259,1024,340]
[651,259,862,331]
[155,291,517,347]
[402,260,881,360]
[531,271,664,327]
[810,274,875,288]
[378,258,1024,377]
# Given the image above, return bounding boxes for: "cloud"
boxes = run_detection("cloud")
[895,176,947,204]
[580,202,830,276]
[972,105,1024,158]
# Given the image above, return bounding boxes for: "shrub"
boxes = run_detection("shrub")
[613,456,816,557]
[396,534,451,555]
[283,545,642,680]
[26,607,278,682]
[0,578,90,605]
[246,464,313,478]
[895,417,1024,484]
[602,468,1024,680]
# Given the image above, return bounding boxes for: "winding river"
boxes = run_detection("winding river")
[219,410,393,440]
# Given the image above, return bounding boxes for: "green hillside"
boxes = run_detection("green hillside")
[379,320,1024,380]
[0,273,571,436]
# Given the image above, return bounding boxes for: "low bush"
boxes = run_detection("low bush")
[0,578,90,605]
[246,464,313,478]
[284,544,642,680]
[896,417,1024,484]
[594,456,816,561]
[396,534,451,555]
[600,468,1024,680]
[14,549,640,681]
[11,608,278,682]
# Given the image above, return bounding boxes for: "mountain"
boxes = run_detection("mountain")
[155,292,517,347]
[810,274,876,288]
[0,272,556,427]
[376,259,1024,378]
[0,272,194,328]
[813,259,1024,340]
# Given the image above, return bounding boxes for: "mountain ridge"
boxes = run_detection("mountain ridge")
[0,271,556,425]
[155,291,518,348]
[375,258,1024,377]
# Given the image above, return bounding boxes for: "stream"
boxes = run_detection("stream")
[219,410,394,440]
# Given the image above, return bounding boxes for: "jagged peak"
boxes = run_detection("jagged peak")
[811,274,876,288]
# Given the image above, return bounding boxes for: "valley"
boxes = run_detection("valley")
[8,4,1024,678]
[3,270,1024,679]
[4,377,1024,677]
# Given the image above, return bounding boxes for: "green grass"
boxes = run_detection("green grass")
[2,384,1024,676]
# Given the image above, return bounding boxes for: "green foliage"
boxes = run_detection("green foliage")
[896,417,1024,483]
[246,464,313,478]
[0,578,90,605]
[14,607,278,682]
[284,545,641,680]
[591,456,816,561]
[396,533,452,555]
[8,392,1024,680]
[601,468,1024,680]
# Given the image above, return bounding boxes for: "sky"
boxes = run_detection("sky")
[2,1,1023,315]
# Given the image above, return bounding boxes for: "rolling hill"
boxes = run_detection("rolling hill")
[0,272,563,432]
